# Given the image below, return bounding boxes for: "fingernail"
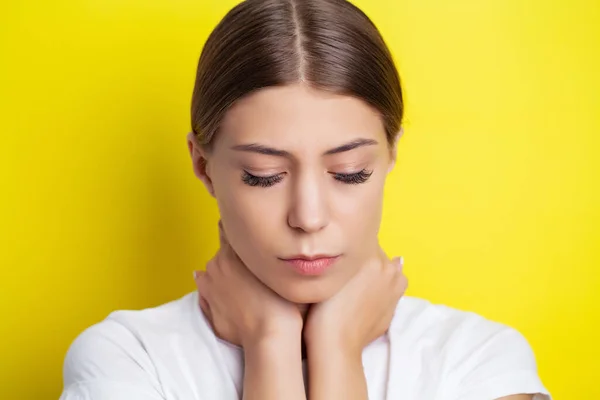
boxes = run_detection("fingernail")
[398,256,404,269]
[193,270,198,280]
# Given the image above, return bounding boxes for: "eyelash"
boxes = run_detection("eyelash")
[241,171,284,187]
[332,169,373,185]
[241,169,373,187]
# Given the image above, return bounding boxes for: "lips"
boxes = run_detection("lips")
[280,255,340,276]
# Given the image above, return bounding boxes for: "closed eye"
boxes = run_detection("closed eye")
[331,169,373,184]
[241,169,373,188]
[241,171,284,187]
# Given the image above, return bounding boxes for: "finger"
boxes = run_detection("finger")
[393,270,409,297]
[397,256,404,271]
[377,246,389,268]
[400,273,408,294]
[198,294,215,329]
[193,270,204,291]
[195,269,211,297]
[194,270,214,316]
[199,293,210,315]
[382,256,401,279]
[386,256,406,289]
[193,269,204,281]
[388,256,403,271]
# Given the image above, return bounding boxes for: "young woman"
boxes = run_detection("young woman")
[60,0,551,399]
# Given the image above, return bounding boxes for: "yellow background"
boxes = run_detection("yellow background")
[1,0,598,398]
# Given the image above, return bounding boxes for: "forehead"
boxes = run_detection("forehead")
[217,84,386,150]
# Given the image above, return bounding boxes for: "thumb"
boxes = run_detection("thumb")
[193,270,204,280]
[194,269,214,304]
[197,290,213,326]
[391,256,404,270]
[193,270,215,329]
[193,270,206,292]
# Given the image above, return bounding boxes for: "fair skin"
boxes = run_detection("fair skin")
[188,83,533,400]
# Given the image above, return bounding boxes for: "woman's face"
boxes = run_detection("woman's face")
[188,84,396,304]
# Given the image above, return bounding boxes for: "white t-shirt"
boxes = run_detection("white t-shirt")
[60,291,551,400]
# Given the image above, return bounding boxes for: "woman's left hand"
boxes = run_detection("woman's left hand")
[304,248,407,357]
[304,249,407,400]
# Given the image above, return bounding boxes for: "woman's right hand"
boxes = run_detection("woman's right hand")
[193,221,303,349]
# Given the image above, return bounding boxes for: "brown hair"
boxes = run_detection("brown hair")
[191,0,403,149]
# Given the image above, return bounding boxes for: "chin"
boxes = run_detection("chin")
[272,279,340,304]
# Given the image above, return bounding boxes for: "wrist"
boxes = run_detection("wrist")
[241,319,302,347]
[243,330,302,355]
[305,332,362,364]
[304,320,361,359]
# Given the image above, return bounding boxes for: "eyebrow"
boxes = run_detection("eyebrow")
[231,138,378,157]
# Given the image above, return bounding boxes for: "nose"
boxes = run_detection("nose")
[287,171,329,233]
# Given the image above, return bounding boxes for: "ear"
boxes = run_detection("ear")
[187,131,215,197]
[387,127,403,173]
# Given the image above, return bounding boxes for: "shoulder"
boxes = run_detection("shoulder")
[61,292,199,397]
[389,297,551,400]
[391,296,528,349]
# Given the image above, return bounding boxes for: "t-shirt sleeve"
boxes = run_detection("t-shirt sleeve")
[445,320,551,400]
[59,319,166,400]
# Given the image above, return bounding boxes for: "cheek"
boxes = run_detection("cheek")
[333,180,385,252]
[335,180,385,226]
[215,180,285,258]
[214,168,271,226]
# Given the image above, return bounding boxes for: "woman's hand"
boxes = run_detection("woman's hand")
[304,249,406,354]
[193,221,303,348]
[194,222,307,400]
[304,249,407,400]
